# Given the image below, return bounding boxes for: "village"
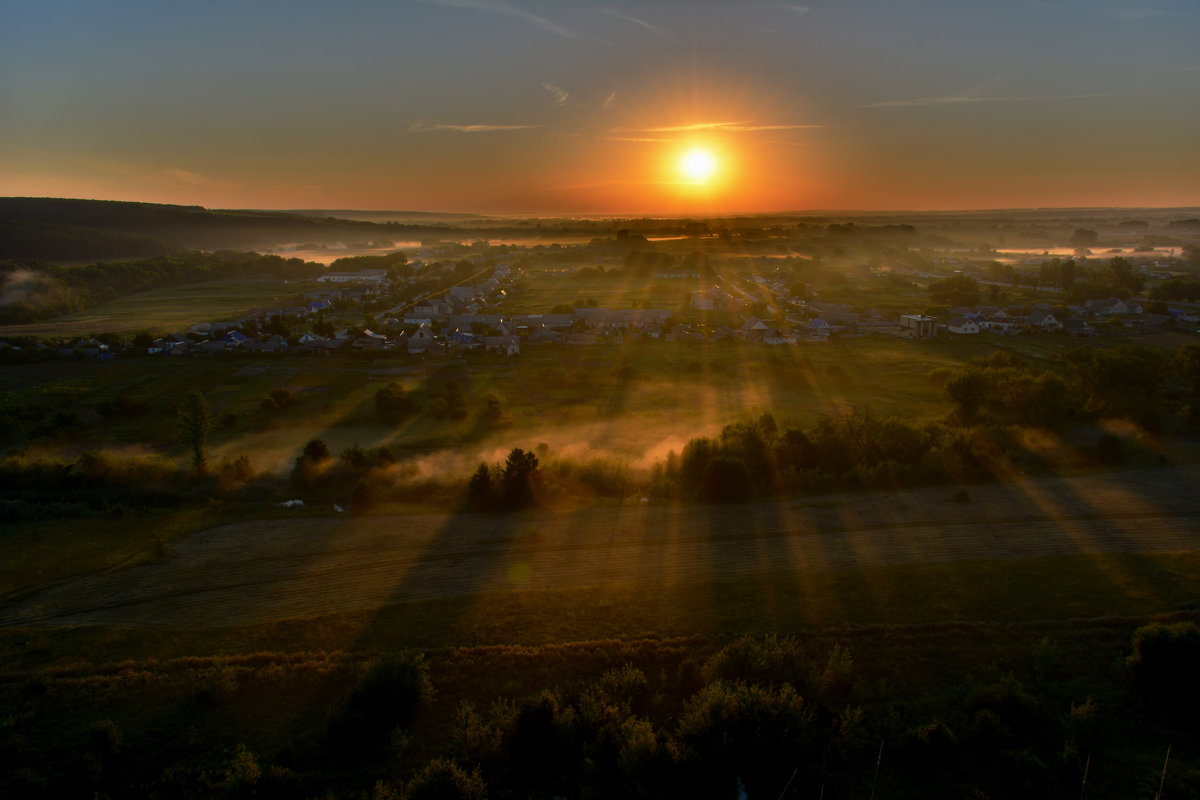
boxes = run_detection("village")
[13,244,1197,363]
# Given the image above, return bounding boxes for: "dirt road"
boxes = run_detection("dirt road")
[3,466,1199,627]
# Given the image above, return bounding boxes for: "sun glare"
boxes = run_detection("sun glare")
[680,148,718,183]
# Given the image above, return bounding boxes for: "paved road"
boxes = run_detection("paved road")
[3,466,1199,627]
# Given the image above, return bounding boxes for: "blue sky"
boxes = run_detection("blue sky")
[2,0,1197,212]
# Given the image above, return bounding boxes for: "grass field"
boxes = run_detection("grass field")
[4,335,981,474]
[0,278,319,337]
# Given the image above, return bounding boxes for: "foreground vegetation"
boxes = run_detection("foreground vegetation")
[3,607,1199,798]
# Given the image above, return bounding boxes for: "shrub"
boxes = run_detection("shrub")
[1128,622,1200,716]
[404,758,488,800]
[343,651,433,736]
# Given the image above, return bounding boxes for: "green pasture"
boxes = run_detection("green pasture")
[0,278,319,338]
[0,335,1036,471]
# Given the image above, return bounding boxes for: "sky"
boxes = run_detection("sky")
[1,0,1198,215]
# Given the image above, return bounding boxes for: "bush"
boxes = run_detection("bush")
[404,758,488,800]
[335,651,433,743]
[1128,622,1200,716]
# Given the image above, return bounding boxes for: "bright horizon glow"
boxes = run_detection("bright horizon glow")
[0,2,1197,214]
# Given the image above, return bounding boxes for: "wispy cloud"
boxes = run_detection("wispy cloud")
[159,167,232,189]
[96,161,236,192]
[603,91,618,111]
[427,0,573,38]
[542,82,569,106]
[774,3,811,15]
[616,120,825,133]
[601,8,679,43]
[408,122,541,133]
[863,91,1115,108]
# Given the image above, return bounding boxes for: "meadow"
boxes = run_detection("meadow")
[0,277,317,338]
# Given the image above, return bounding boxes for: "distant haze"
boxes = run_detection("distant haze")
[1,1,1198,213]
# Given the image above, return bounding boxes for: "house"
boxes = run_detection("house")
[407,324,435,353]
[691,288,739,311]
[526,325,561,345]
[947,317,980,334]
[483,335,520,356]
[447,286,478,305]
[1062,318,1091,336]
[1029,309,1061,330]
[1085,297,1142,316]
[807,318,831,335]
[739,318,769,340]
[412,300,452,317]
[763,328,797,345]
[447,331,480,349]
[513,313,574,330]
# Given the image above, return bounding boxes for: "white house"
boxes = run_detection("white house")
[947,316,980,334]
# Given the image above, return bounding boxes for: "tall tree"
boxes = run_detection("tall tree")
[177,391,212,471]
[500,448,539,508]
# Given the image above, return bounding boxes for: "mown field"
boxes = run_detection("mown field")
[0,277,318,338]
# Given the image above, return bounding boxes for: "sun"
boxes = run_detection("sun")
[680,148,718,183]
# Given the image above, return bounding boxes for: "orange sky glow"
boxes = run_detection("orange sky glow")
[2,2,1197,214]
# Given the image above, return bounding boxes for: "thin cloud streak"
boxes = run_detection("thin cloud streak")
[427,0,573,38]
[542,82,569,106]
[615,121,825,133]
[408,122,541,133]
[601,8,679,43]
[603,91,618,111]
[774,3,811,15]
[95,161,237,192]
[864,92,1116,108]
[605,136,673,143]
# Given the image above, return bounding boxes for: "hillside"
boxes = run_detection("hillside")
[0,197,402,261]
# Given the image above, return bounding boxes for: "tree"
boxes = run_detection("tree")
[1070,228,1098,248]
[375,381,414,425]
[945,368,990,424]
[1128,621,1200,716]
[1104,257,1144,297]
[466,463,494,509]
[1174,344,1200,416]
[500,448,539,508]
[177,391,212,471]
[927,274,980,307]
[302,439,331,461]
